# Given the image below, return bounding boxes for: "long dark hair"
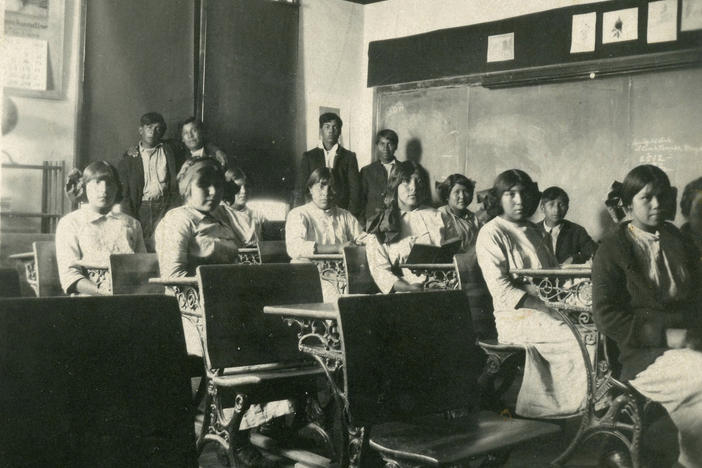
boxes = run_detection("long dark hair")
[384,160,426,209]
[621,164,676,219]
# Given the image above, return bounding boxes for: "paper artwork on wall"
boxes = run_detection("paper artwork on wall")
[571,12,596,53]
[681,0,702,31]
[602,8,638,43]
[648,0,678,43]
[487,32,514,62]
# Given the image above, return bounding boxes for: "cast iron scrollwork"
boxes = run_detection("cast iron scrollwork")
[85,267,111,295]
[311,257,347,295]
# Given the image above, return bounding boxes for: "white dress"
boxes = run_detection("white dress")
[476,215,587,418]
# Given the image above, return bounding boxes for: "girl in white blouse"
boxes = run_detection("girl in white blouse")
[366,161,453,293]
[285,167,367,260]
[56,161,145,295]
[221,167,266,247]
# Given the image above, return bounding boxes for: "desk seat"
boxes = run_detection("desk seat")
[370,411,560,466]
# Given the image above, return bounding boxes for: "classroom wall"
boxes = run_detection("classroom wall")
[296,0,365,163]
[357,0,611,166]
[1,0,83,231]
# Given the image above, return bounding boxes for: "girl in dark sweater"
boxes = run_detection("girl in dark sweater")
[592,165,702,467]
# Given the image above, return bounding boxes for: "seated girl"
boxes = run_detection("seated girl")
[285,167,367,259]
[366,161,454,293]
[437,173,482,253]
[155,157,240,278]
[593,165,702,466]
[56,161,145,295]
[155,158,288,468]
[680,176,702,254]
[475,169,587,418]
[221,167,266,247]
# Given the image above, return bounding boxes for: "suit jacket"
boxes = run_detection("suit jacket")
[294,146,360,216]
[360,160,393,228]
[117,140,185,218]
[537,219,598,264]
[592,221,702,381]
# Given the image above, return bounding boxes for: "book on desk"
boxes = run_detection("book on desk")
[405,237,461,264]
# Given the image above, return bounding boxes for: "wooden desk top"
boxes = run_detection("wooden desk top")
[399,262,454,270]
[148,277,198,286]
[9,251,33,260]
[511,267,591,277]
[264,302,338,320]
[302,254,344,261]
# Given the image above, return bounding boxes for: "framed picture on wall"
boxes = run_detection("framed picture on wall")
[3,0,65,99]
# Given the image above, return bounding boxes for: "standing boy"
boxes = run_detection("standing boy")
[359,129,399,228]
[118,112,185,251]
[294,113,360,217]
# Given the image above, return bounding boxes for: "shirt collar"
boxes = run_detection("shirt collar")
[190,147,204,157]
[139,141,163,153]
[628,222,660,241]
[319,142,339,155]
[81,205,119,223]
[308,202,336,217]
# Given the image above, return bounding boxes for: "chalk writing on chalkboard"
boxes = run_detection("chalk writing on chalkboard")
[632,137,702,171]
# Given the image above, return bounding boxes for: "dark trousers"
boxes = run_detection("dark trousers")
[138,199,168,252]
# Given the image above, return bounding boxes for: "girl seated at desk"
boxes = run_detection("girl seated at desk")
[475,169,587,418]
[221,167,266,247]
[56,161,145,295]
[285,167,367,260]
[366,161,454,293]
[155,157,290,468]
[155,157,240,278]
[437,173,482,253]
[593,165,702,467]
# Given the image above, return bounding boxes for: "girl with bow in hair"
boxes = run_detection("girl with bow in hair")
[593,165,702,466]
[56,161,145,295]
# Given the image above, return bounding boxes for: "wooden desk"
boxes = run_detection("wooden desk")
[75,260,111,295]
[9,251,37,295]
[398,262,459,289]
[301,254,347,296]
[510,267,643,466]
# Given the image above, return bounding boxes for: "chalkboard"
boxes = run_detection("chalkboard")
[375,67,702,239]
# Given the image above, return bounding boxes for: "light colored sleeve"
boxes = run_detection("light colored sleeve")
[475,226,526,310]
[366,235,401,294]
[155,210,193,278]
[285,207,316,259]
[55,215,87,293]
[343,210,368,245]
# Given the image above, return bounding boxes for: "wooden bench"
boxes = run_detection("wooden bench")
[336,290,561,467]
[196,263,328,465]
[0,267,21,297]
[0,295,197,467]
[108,253,162,294]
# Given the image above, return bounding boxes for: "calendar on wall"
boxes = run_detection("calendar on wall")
[3,0,65,99]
